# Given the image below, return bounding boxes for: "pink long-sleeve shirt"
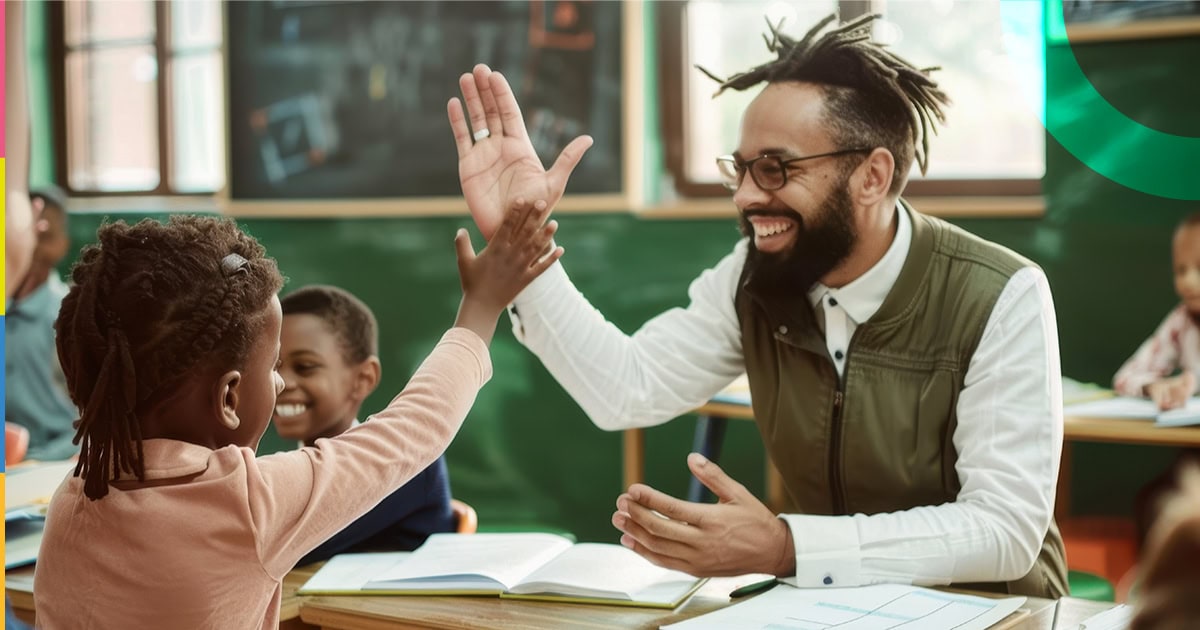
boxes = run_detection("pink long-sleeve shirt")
[1114,305,1200,397]
[33,329,490,629]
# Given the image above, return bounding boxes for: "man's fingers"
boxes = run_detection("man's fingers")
[473,63,504,138]
[489,71,529,140]
[458,72,490,141]
[447,98,473,159]
[619,535,693,575]
[612,509,695,560]
[626,483,707,526]
[688,453,750,504]
[547,135,594,194]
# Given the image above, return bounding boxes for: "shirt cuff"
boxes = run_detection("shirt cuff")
[777,514,864,588]
[508,261,570,341]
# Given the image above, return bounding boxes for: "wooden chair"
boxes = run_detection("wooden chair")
[451,499,478,534]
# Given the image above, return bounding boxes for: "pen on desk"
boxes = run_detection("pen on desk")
[729,578,777,598]
[1051,599,1061,629]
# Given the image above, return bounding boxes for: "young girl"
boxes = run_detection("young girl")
[34,204,561,628]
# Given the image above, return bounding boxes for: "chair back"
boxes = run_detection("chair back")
[451,499,478,534]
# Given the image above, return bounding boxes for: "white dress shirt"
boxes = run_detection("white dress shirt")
[508,204,1063,588]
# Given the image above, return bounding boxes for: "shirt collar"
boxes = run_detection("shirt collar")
[806,203,911,324]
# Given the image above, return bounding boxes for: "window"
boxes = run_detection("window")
[659,0,1044,197]
[53,0,224,195]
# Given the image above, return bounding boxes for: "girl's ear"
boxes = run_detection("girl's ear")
[351,356,382,403]
[215,370,243,430]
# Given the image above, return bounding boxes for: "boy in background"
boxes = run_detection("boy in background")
[6,186,80,461]
[1114,212,1200,548]
[276,285,456,564]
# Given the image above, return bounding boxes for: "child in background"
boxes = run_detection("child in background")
[1114,213,1200,408]
[6,186,80,461]
[35,205,561,628]
[276,285,456,564]
[1114,211,1200,549]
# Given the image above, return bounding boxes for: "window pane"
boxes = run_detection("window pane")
[171,53,226,192]
[65,48,161,192]
[683,1,838,184]
[64,1,155,47]
[171,0,222,50]
[878,0,1045,180]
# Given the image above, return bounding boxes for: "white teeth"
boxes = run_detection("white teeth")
[753,222,794,238]
[275,404,307,418]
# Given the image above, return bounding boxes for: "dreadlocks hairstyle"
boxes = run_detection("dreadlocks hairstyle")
[55,216,284,500]
[698,13,950,194]
[280,285,379,365]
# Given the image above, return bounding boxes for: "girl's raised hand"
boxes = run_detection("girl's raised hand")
[452,198,563,344]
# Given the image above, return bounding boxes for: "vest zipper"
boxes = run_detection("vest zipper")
[829,388,846,514]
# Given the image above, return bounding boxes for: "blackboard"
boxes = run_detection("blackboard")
[226,1,626,202]
[1063,0,1200,24]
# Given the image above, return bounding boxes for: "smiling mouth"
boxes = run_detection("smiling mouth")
[274,404,308,418]
[753,221,795,238]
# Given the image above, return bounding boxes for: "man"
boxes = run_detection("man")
[446,13,1065,597]
[6,186,80,461]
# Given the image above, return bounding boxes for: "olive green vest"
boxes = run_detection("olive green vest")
[736,204,1067,598]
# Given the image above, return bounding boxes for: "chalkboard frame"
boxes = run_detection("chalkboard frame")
[1055,0,1200,44]
[218,1,645,217]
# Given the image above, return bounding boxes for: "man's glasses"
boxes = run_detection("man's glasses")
[715,149,872,192]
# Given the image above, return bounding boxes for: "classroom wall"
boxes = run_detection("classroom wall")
[39,18,1200,541]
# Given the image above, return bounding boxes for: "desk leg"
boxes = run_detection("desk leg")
[688,415,728,503]
[623,428,645,491]
[1056,440,1073,523]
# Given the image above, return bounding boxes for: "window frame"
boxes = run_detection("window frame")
[49,0,217,197]
[657,0,1042,199]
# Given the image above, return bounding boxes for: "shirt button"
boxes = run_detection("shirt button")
[828,297,838,307]
[834,350,844,360]
[823,575,834,585]
[778,325,788,335]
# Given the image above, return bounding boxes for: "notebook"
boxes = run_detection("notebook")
[298,532,707,609]
[1063,396,1200,427]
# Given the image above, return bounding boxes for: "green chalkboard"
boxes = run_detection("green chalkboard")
[226,1,624,200]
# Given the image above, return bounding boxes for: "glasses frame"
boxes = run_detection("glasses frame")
[715,148,873,192]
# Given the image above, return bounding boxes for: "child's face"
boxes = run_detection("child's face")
[274,314,364,443]
[1175,225,1200,314]
[230,295,286,448]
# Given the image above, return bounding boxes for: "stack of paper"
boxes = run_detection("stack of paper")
[663,583,1025,630]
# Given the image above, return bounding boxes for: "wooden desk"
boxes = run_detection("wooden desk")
[4,563,322,629]
[622,403,1200,515]
[298,579,1072,630]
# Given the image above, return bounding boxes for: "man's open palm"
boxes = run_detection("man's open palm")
[447,64,593,240]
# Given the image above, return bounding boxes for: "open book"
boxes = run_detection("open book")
[298,532,707,609]
[1064,396,1200,427]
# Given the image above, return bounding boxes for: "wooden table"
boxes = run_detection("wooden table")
[622,402,1200,515]
[298,578,1089,630]
[8,563,1114,629]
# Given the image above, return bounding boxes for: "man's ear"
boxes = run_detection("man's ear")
[852,148,895,207]
[215,370,243,430]
[351,356,382,402]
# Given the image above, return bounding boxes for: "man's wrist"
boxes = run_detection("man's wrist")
[772,517,798,577]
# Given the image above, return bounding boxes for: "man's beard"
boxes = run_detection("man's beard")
[740,182,857,298]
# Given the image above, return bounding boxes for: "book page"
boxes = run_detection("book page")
[662,583,1025,630]
[298,552,410,593]
[368,533,574,591]
[507,543,702,604]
